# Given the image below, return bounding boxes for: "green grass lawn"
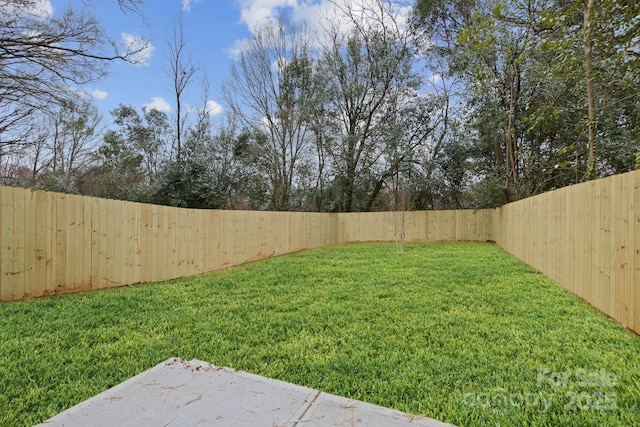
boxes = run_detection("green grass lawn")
[1,242,639,426]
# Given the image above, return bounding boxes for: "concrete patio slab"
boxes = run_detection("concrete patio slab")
[37,357,455,427]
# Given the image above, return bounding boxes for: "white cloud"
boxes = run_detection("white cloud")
[428,73,442,85]
[31,0,53,18]
[205,100,224,116]
[232,0,414,56]
[181,0,201,12]
[0,0,52,19]
[228,37,252,60]
[121,33,154,67]
[142,97,171,112]
[90,89,108,100]
[238,0,298,31]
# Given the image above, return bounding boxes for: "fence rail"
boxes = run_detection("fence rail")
[1,170,639,334]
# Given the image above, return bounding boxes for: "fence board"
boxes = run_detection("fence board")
[64,195,75,292]
[55,193,67,294]
[23,190,36,298]
[635,173,640,332]
[71,196,81,290]
[120,202,132,286]
[45,192,56,295]
[150,204,159,283]
[90,197,99,289]
[109,199,118,287]
[13,187,26,300]
[113,199,123,288]
[98,198,109,288]
[162,205,172,280]
[186,208,196,273]
[140,203,152,283]
[166,206,177,279]
[563,186,575,294]
[619,173,632,326]
[1,187,14,301]
[581,182,591,300]
[599,179,611,314]
[134,203,142,284]
[197,210,205,274]
[34,190,48,297]
[611,174,623,322]
[82,197,91,291]
[586,181,596,304]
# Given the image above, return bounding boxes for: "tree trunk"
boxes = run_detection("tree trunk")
[584,0,597,180]
[366,179,385,212]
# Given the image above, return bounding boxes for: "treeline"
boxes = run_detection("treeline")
[1,0,638,212]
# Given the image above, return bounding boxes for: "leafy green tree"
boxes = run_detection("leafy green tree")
[38,99,102,193]
[538,0,640,177]
[152,109,222,209]
[414,0,639,207]
[84,104,169,200]
[153,160,221,209]
[454,0,538,202]
[108,104,170,184]
[84,127,145,200]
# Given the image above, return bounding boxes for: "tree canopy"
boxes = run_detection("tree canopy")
[3,0,639,211]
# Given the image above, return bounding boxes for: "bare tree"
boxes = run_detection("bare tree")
[105,104,170,186]
[53,100,101,171]
[22,123,50,185]
[222,16,320,210]
[166,12,198,161]
[0,1,147,140]
[12,98,102,190]
[387,181,412,254]
[116,0,144,13]
[319,0,431,212]
[0,0,148,181]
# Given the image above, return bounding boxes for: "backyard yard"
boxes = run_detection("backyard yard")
[0,242,638,426]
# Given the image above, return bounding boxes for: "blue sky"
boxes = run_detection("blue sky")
[85,0,254,122]
[43,0,415,126]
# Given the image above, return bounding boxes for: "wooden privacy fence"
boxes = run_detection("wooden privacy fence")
[0,189,339,301]
[337,210,494,243]
[0,187,491,302]
[494,169,640,334]
[1,169,639,334]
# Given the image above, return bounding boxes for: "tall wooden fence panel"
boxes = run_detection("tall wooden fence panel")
[0,187,339,301]
[338,210,494,243]
[493,169,639,333]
